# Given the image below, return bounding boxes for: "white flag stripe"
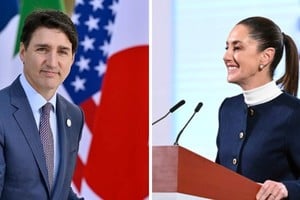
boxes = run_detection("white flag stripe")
[109,0,149,57]
[0,15,22,89]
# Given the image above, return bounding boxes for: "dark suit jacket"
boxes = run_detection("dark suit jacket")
[0,77,84,200]
[216,92,300,200]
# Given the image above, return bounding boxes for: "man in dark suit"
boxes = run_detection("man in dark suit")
[0,10,84,199]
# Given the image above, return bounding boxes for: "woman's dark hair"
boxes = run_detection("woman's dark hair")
[237,16,299,96]
[20,9,78,54]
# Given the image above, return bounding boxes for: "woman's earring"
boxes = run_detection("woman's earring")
[259,64,264,70]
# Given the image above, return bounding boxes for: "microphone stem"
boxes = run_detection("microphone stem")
[174,112,196,145]
[152,112,170,125]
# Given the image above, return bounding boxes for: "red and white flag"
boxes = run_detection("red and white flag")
[66,0,149,199]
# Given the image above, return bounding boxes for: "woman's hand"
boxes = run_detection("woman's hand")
[256,180,288,200]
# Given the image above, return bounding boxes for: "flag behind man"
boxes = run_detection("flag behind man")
[0,0,20,89]
[85,0,149,197]
[67,0,149,199]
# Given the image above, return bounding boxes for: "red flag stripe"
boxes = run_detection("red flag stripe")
[80,99,97,134]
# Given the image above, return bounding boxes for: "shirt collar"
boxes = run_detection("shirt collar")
[20,74,57,112]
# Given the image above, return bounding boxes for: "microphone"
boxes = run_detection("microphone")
[152,99,185,125]
[173,102,203,145]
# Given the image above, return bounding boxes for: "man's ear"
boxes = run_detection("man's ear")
[19,43,25,63]
[71,53,75,63]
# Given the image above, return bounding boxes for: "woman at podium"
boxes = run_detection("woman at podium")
[216,16,300,200]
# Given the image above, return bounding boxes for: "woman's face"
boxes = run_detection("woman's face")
[223,24,268,90]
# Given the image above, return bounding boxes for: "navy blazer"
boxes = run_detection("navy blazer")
[0,77,84,200]
[216,92,300,199]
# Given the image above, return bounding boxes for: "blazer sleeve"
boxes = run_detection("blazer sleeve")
[281,106,300,199]
[0,122,5,197]
[215,97,228,164]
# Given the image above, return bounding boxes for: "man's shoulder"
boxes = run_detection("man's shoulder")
[57,94,82,114]
[0,78,22,101]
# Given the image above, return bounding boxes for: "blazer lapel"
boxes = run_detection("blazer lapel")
[10,78,51,195]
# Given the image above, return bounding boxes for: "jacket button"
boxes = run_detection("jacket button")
[239,132,244,139]
[249,108,255,116]
[232,158,238,165]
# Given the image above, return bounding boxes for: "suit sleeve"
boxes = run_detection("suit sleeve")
[68,106,85,200]
[68,187,84,200]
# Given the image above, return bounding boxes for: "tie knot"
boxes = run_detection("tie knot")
[42,102,53,115]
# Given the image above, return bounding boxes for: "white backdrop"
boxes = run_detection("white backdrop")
[152,0,300,161]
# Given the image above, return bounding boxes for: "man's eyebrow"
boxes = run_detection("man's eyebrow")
[33,44,71,51]
[34,43,50,48]
[58,46,71,51]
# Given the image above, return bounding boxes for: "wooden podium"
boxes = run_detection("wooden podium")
[153,146,261,200]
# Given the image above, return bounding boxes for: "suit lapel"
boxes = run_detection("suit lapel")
[52,95,69,199]
[10,78,51,195]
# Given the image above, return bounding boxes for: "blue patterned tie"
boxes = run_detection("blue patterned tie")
[39,102,54,191]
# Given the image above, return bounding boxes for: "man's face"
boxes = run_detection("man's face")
[20,27,74,98]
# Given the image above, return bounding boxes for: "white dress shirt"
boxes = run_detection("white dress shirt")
[19,74,60,185]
